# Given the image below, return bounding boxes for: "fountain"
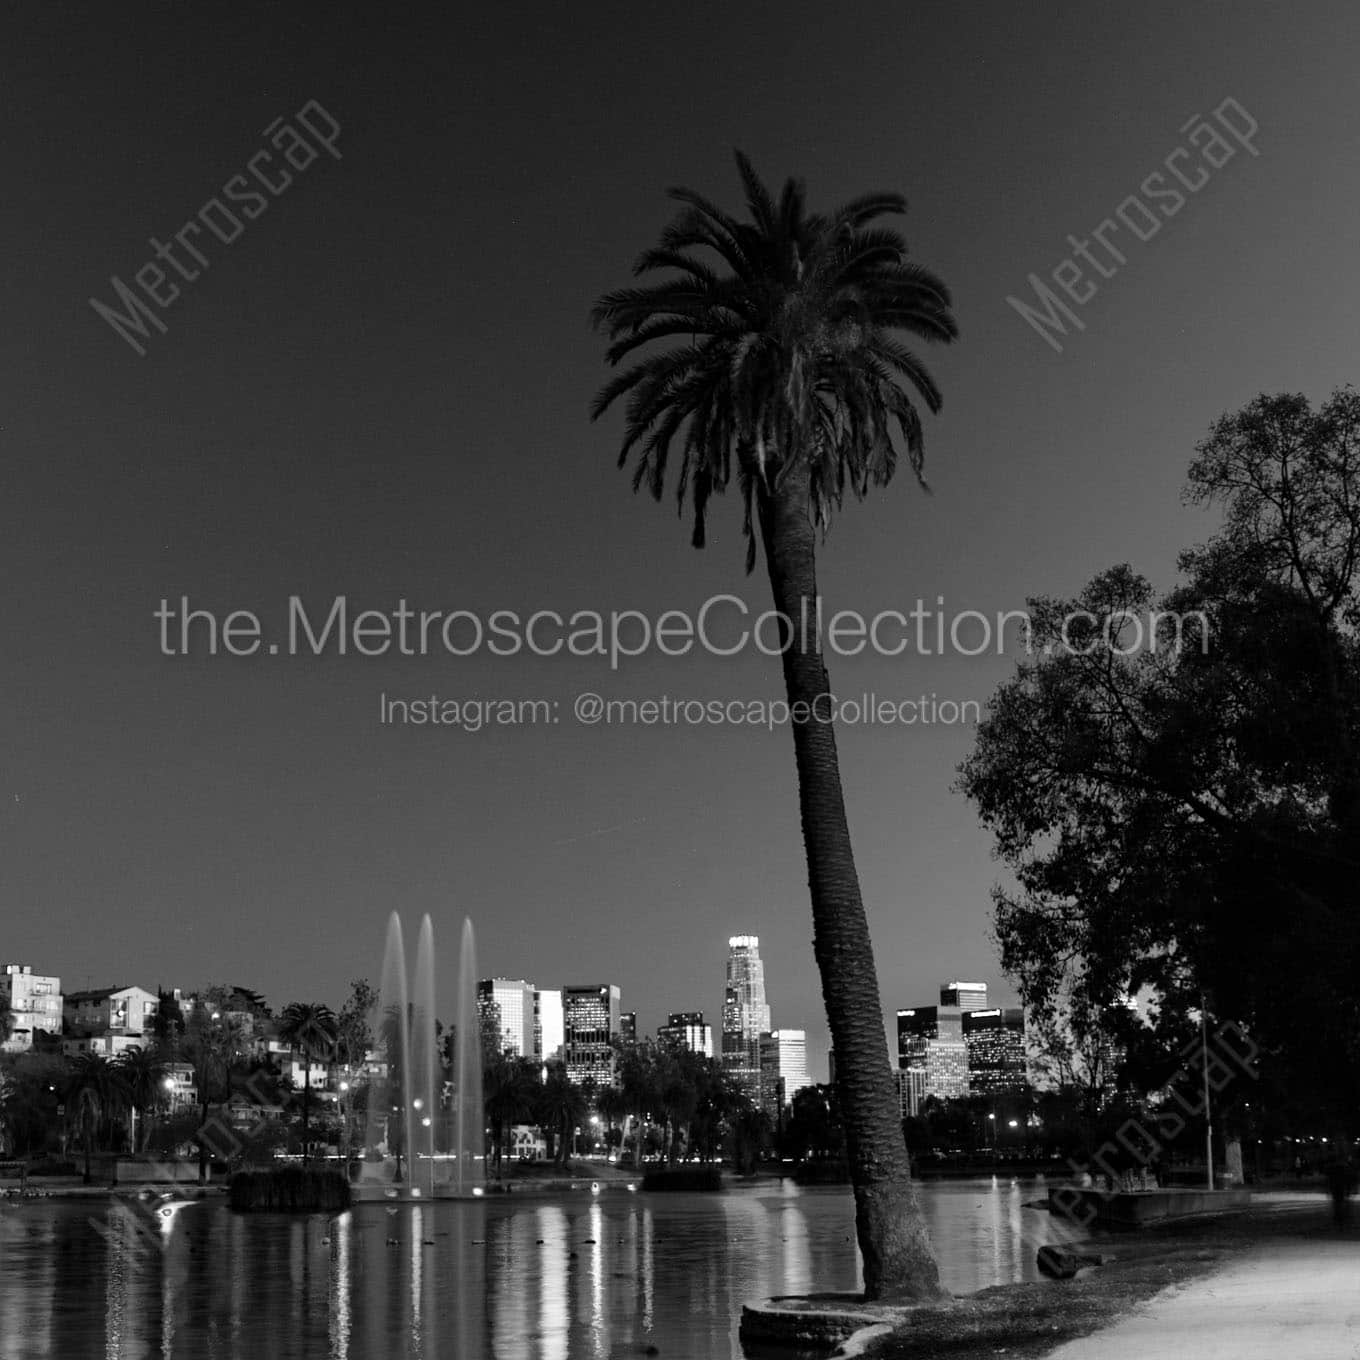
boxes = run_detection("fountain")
[355,912,485,1199]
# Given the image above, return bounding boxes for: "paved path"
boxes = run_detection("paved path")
[1046,1234,1360,1359]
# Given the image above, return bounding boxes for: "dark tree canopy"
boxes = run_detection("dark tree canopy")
[959,388,1360,1129]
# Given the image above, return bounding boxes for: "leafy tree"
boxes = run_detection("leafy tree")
[152,988,185,1054]
[182,1010,244,1182]
[784,1083,845,1163]
[335,979,377,1075]
[959,387,1360,1139]
[0,1052,64,1157]
[277,1002,338,1165]
[592,152,956,1302]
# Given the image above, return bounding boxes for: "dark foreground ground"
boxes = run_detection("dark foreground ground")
[867,1197,1353,1360]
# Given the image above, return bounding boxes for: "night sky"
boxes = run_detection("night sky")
[4,2,1357,1077]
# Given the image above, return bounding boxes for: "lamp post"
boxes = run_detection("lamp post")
[1200,995,1214,1191]
[339,1080,350,1163]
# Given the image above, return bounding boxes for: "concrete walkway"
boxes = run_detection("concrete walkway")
[1046,1234,1360,1359]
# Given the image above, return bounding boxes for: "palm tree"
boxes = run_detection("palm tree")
[277,1002,337,1166]
[64,1052,129,1183]
[592,154,957,1302]
[483,1051,538,1178]
[596,1084,627,1153]
[114,1046,169,1153]
[537,1063,587,1169]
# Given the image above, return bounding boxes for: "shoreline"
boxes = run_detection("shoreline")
[864,1199,1339,1360]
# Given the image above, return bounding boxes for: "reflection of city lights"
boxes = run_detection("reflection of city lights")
[472,1187,485,1197]
[413,1098,423,1110]
[421,1117,431,1127]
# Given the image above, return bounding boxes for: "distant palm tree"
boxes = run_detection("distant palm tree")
[64,1053,129,1183]
[277,1002,337,1166]
[592,153,956,1302]
[114,1046,169,1152]
[596,1085,627,1151]
[483,1051,538,1178]
[537,1063,587,1169]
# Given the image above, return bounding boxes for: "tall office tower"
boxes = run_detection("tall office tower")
[476,979,536,1057]
[722,935,772,1106]
[619,1012,637,1045]
[561,984,622,1085]
[759,1028,811,1115]
[0,964,63,1052]
[657,1011,714,1058]
[534,988,564,1063]
[962,1007,1028,1094]
[896,1066,927,1119]
[939,980,989,1012]
[896,1005,969,1101]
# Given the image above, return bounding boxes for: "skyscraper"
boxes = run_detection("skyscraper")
[897,1005,969,1101]
[759,1028,811,1115]
[534,987,563,1063]
[562,984,621,1085]
[722,935,771,1106]
[962,1007,1028,1094]
[939,980,988,1011]
[657,1011,714,1058]
[476,978,536,1057]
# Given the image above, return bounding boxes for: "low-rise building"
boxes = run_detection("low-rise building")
[0,964,63,1052]
[64,985,160,1039]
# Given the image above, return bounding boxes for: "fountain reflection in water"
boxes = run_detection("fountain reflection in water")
[357,912,484,1197]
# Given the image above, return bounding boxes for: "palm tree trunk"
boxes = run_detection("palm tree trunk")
[756,462,945,1304]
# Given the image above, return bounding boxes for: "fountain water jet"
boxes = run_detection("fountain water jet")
[355,911,484,1199]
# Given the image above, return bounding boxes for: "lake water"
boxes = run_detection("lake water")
[0,1177,1089,1359]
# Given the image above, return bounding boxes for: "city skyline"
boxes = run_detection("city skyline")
[3,946,1022,1084]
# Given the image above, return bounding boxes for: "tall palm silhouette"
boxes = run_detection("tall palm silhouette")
[278,1001,337,1166]
[114,1045,169,1152]
[592,153,956,1300]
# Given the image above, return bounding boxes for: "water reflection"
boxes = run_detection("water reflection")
[0,1179,1089,1360]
